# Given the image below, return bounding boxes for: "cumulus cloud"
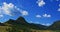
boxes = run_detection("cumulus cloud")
[20,11,28,16]
[59,4,60,7]
[43,14,51,17]
[0,2,28,17]
[56,0,59,1]
[0,2,15,16]
[57,4,60,11]
[41,23,51,26]
[36,14,51,18]
[36,0,45,7]
[58,8,60,11]
[0,15,3,18]
[36,15,41,18]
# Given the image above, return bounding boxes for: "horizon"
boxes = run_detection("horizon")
[0,0,60,26]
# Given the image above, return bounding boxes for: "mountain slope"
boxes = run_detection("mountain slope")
[48,20,60,30]
[5,16,46,30]
[0,16,60,32]
[29,23,47,30]
[0,16,46,32]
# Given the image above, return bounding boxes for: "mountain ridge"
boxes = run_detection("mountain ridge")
[0,16,60,32]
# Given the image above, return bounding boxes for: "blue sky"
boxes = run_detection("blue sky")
[0,0,60,26]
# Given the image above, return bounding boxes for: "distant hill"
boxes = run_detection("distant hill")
[0,16,60,32]
[0,16,46,32]
[48,20,60,30]
[0,22,5,26]
[5,16,46,29]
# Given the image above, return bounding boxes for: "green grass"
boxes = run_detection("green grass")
[0,26,60,32]
[30,30,60,32]
[0,26,10,32]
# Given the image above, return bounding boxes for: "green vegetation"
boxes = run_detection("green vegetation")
[0,16,60,32]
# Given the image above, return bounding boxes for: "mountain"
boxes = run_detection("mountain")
[48,20,60,30]
[16,16,47,30]
[0,16,60,32]
[29,23,47,30]
[5,16,46,30]
[0,16,46,32]
[16,16,28,24]
[0,22,5,26]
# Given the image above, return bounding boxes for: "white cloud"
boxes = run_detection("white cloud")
[21,11,28,16]
[57,4,60,11]
[36,15,41,18]
[36,0,45,7]
[56,0,59,1]
[15,6,21,11]
[47,15,51,17]
[0,15,3,18]
[58,8,60,11]
[41,23,51,26]
[36,14,51,18]
[30,21,33,23]
[59,4,60,7]
[43,14,51,17]
[0,2,29,16]
[0,2,15,16]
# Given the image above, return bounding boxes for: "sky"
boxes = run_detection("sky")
[0,0,60,26]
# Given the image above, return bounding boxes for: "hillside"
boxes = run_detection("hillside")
[0,16,60,32]
[48,20,60,30]
[0,16,46,32]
